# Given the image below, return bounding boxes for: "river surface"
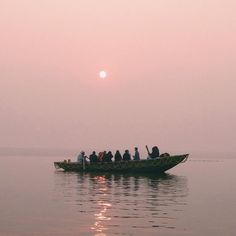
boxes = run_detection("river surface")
[0,153,235,236]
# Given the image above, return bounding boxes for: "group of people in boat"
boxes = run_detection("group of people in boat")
[77,146,165,164]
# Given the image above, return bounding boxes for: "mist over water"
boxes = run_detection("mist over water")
[0,153,235,236]
[1,0,236,235]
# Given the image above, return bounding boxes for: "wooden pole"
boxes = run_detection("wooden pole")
[145,145,150,155]
[83,156,85,170]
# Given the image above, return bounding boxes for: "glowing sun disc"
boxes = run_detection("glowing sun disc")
[99,71,107,79]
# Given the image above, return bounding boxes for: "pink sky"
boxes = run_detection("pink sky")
[0,0,236,153]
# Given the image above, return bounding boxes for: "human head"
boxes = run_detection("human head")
[152,146,158,152]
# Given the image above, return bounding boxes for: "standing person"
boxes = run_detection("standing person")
[123,150,131,161]
[114,150,122,162]
[77,151,85,163]
[133,147,140,161]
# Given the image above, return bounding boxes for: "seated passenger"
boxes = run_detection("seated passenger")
[160,152,170,157]
[98,152,104,162]
[149,146,160,159]
[114,150,122,162]
[104,151,113,162]
[102,151,107,162]
[123,150,131,161]
[89,151,98,163]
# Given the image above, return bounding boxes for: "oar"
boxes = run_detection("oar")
[145,145,151,156]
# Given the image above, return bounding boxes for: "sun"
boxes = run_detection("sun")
[99,71,107,79]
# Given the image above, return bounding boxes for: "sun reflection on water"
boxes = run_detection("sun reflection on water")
[91,176,112,236]
[54,172,188,235]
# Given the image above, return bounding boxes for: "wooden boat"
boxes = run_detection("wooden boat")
[54,154,188,174]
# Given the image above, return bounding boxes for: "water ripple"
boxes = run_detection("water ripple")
[54,172,188,235]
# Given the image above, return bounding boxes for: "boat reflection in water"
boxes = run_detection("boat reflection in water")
[54,171,188,236]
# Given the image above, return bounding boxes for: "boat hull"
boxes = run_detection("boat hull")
[54,154,188,174]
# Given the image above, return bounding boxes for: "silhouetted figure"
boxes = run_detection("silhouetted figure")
[160,152,170,157]
[150,146,160,159]
[104,151,113,162]
[98,152,104,162]
[102,151,107,162]
[114,150,122,162]
[123,150,131,161]
[77,151,85,163]
[89,151,98,163]
[133,147,140,161]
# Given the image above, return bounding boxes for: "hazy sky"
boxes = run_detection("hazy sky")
[0,0,235,153]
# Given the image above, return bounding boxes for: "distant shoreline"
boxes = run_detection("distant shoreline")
[0,147,235,158]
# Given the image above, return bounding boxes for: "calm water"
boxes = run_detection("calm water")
[0,153,235,236]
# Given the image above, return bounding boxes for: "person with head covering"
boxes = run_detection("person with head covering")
[77,151,85,163]
[114,150,122,162]
[149,146,160,159]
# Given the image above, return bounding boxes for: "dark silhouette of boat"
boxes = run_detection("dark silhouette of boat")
[54,154,188,174]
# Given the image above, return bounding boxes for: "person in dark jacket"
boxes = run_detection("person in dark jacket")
[89,151,98,163]
[103,151,113,162]
[114,150,122,162]
[123,150,131,161]
[106,151,113,162]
